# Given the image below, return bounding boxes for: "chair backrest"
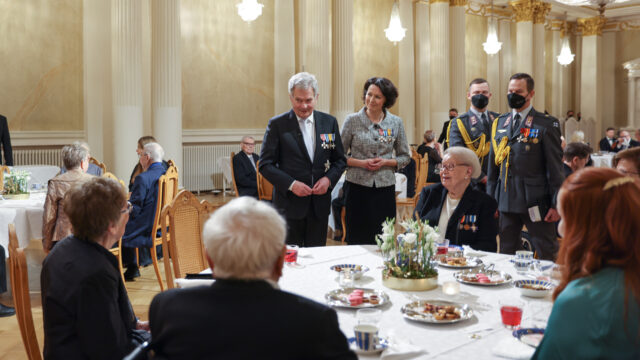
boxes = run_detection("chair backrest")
[229,152,240,197]
[414,156,429,199]
[161,190,209,288]
[256,160,273,201]
[200,200,220,217]
[8,224,42,360]
[102,172,127,192]
[89,156,107,174]
[152,166,179,242]
[167,159,177,172]
[411,148,422,190]
[0,165,9,192]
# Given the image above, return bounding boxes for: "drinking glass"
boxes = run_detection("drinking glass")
[356,308,382,326]
[435,239,450,256]
[499,299,524,329]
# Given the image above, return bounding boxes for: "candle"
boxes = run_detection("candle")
[443,281,460,295]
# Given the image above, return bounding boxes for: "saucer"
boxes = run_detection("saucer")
[348,336,389,354]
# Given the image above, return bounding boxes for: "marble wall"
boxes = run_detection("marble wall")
[465,14,488,92]
[0,0,83,131]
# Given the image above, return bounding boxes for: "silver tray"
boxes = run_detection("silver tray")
[454,268,513,286]
[401,300,473,324]
[437,256,483,269]
[325,288,389,309]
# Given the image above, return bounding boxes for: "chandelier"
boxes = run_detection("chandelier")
[237,0,264,23]
[557,16,574,66]
[483,1,502,55]
[385,1,406,44]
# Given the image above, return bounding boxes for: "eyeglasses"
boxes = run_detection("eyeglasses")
[121,201,133,214]
[435,163,469,174]
[242,142,255,146]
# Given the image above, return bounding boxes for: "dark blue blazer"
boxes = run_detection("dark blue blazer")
[232,152,259,197]
[259,110,346,219]
[123,162,166,248]
[415,183,498,252]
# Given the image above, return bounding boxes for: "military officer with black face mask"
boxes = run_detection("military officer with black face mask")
[438,108,458,151]
[486,73,564,261]
[448,78,499,191]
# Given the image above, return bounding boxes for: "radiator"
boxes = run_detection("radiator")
[13,147,62,167]
[183,143,262,192]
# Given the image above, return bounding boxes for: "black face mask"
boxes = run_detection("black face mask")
[507,93,527,109]
[449,115,456,120]
[471,94,489,109]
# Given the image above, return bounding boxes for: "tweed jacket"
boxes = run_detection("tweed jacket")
[341,107,411,188]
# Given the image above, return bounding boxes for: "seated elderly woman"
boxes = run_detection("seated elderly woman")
[415,147,498,251]
[149,197,356,359]
[532,168,640,359]
[41,177,150,359]
[614,147,640,179]
[42,143,93,252]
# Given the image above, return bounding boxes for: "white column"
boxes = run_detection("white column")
[449,0,466,112]
[399,0,416,144]
[601,31,616,131]
[331,0,353,126]
[486,17,500,114]
[623,60,640,129]
[429,0,450,134]
[112,0,144,180]
[301,0,331,112]
[532,23,545,110]
[579,17,605,140]
[629,79,637,129]
[498,18,512,113]
[550,28,562,118]
[510,0,534,74]
[415,1,430,139]
[574,35,582,114]
[152,0,182,180]
[83,0,111,163]
[274,0,295,115]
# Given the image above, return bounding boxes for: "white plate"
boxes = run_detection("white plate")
[348,337,389,354]
[401,300,473,324]
[329,264,370,279]
[454,268,513,286]
[324,288,389,309]
[514,279,553,298]
[438,256,483,269]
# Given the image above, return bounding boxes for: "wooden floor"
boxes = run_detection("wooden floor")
[0,191,345,359]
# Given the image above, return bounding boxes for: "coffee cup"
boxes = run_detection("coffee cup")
[515,250,533,261]
[354,324,379,352]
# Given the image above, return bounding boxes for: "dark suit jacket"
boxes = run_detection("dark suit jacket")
[449,110,500,177]
[259,110,346,219]
[41,235,139,359]
[123,162,166,248]
[599,137,620,153]
[232,151,259,197]
[415,183,498,252]
[0,115,13,165]
[149,279,357,360]
[438,119,452,150]
[631,139,640,148]
[487,108,564,215]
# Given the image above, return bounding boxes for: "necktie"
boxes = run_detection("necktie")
[300,118,314,161]
[512,114,521,136]
[248,154,256,170]
[481,113,488,128]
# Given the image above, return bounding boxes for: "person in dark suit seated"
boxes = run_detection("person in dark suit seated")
[618,129,640,150]
[0,114,13,165]
[562,142,592,178]
[41,177,150,359]
[232,136,260,197]
[122,142,167,281]
[416,130,443,183]
[614,147,640,179]
[149,197,357,360]
[415,147,498,252]
[129,136,169,192]
[599,127,621,153]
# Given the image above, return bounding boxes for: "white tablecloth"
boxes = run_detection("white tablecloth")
[198,245,553,359]
[0,192,46,256]
[590,153,614,168]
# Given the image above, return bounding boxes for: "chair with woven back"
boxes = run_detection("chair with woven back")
[256,160,274,201]
[229,152,240,197]
[101,172,128,284]
[161,190,210,289]
[396,155,429,220]
[8,223,42,360]
[89,157,107,175]
[410,148,422,191]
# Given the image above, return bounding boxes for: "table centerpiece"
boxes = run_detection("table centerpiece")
[376,218,439,291]
[3,170,31,199]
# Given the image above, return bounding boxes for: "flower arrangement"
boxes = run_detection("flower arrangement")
[376,218,439,280]
[4,170,30,195]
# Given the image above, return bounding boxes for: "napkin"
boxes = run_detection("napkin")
[174,278,215,289]
[462,245,487,258]
[491,336,536,359]
[380,339,425,360]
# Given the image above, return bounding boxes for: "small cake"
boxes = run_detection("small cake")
[369,295,380,304]
[348,294,363,306]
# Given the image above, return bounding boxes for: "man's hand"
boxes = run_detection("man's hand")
[312,177,331,195]
[365,158,384,171]
[136,320,150,331]
[291,180,313,197]
[544,208,560,222]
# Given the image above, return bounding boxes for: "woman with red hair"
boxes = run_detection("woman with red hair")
[532,168,640,359]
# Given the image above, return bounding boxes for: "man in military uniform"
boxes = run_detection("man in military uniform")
[438,108,458,151]
[448,78,500,191]
[487,73,564,260]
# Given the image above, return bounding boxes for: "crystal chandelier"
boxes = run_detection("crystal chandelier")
[385,1,406,44]
[237,0,264,23]
[557,17,574,66]
[483,1,502,55]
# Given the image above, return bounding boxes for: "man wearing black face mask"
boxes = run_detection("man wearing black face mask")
[487,73,564,261]
[438,108,458,151]
[448,78,499,191]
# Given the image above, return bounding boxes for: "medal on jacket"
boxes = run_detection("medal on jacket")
[378,128,395,143]
[459,215,465,230]
[320,133,336,149]
[324,160,331,173]
[470,215,477,233]
[470,115,477,126]
[532,129,539,144]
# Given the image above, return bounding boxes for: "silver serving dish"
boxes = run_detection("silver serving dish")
[437,256,483,269]
[324,288,389,309]
[401,300,474,324]
[454,267,513,286]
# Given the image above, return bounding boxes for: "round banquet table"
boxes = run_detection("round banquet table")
[590,153,614,168]
[197,245,554,359]
[0,192,46,257]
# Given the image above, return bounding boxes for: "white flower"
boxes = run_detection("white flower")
[404,233,417,244]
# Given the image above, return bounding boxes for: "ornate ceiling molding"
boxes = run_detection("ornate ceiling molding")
[533,1,552,24]
[450,0,469,6]
[509,0,536,22]
[577,16,607,36]
[623,58,640,78]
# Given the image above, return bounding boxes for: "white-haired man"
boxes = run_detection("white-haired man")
[149,197,356,359]
[232,136,260,197]
[122,142,166,280]
[259,72,346,247]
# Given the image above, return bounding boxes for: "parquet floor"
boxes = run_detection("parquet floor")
[0,191,346,359]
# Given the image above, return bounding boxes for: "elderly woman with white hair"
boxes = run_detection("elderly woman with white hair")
[415,147,498,251]
[149,197,356,359]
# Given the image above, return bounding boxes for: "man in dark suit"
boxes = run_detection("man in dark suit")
[562,142,592,177]
[149,197,356,360]
[438,108,458,151]
[448,78,500,191]
[259,72,346,247]
[0,114,13,165]
[487,73,564,260]
[122,142,167,280]
[618,129,640,150]
[599,127,621,153]
[232,136,260,197]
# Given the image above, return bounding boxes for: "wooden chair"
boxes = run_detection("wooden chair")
[229,152,240,197]
[8,224,42,360]
[167,159,177,172]
[102,172,127,192]
[161,190,209,289]
[340,207,346,244]
[410,148,422,191]
[149,165,179,291]
[0,165,10,192]
[396,156,429,220]
[200,199,220,217]
[256,160,274,201]
[89,156,107,174]
[101,172,128,285]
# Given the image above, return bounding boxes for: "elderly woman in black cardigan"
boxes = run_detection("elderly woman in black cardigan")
[415,147,498,252]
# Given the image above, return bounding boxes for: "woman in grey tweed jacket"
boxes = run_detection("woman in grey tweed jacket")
[341,77,411,244]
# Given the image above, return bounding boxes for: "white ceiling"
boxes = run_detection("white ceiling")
[483,0,640,21]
